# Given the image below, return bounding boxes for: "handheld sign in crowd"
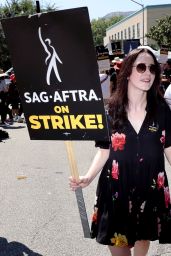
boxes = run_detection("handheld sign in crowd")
[2,7,109,141]
[2,7,109,239]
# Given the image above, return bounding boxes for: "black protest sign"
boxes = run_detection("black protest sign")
[2,7,109,140]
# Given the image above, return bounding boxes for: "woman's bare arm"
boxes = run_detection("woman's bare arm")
[164,146,171,165]
[69,148,109,190]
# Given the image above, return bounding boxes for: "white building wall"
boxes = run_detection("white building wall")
[104,4,171,48]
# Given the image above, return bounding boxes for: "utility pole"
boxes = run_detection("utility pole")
[36,0,41,13]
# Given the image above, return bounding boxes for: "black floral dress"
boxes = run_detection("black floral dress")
[90,102,171,247]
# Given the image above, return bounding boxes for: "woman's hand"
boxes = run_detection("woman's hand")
[69,175,91,191]
[69,148,109,191]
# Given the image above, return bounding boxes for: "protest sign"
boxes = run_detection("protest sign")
[2,7,109,141]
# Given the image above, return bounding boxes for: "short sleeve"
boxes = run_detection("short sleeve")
[95,113,111,149]
[164,102,171,148]
[95,140,110,149]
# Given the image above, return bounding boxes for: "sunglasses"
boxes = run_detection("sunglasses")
[132,63,157,74]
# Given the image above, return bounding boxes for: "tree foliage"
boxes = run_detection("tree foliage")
[0,0,56,70]
[0,1,123,69]
[0,28,10,69]
[91,16,123,46]
[146,16,171,49]
[0,0,56,18]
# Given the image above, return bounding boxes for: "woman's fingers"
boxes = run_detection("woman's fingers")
[69,176,80,190]
[69,176,89,190]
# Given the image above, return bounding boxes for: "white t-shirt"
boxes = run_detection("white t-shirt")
[99,73,110,99]
[164,83,171,110]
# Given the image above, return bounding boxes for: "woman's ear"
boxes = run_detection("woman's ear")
[127,77,129,80]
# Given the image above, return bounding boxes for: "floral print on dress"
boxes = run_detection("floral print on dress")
[157,217,161,236]
[110,233,128,247]
[140,201,146,212]
[151,179,156,189]
[157,172,165,189]
[112,192,119,201]
[111,132,126,151]
[160,130,165,145]
[164,187,170,208]
[90,103,171,246]
[111,160,119,179]
[129,200,132,213]
[92,207,98,223]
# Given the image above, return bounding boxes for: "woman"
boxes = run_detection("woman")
[69,48,171,256]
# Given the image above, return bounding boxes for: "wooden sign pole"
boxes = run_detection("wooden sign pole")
[65,141,79,180]
[65,141,91,238]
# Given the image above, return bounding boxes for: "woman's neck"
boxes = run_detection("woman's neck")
[127,89,147,112]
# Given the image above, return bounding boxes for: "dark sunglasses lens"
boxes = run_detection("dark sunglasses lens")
[136,63,146,73]
[149,64,156,74]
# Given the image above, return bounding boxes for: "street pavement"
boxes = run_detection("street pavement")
[0,123,171,256]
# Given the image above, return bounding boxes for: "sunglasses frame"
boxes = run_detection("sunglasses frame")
[132,63,156,74]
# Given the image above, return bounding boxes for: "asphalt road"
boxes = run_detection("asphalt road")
[0,123,171,256]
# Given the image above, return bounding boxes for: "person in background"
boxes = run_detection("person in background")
[99,70,110,105]
[164,82,171,109]
[7,73,24,123]
[110,59,123,96]
[8,80,20,121]
[161,59,171,92]
[0,84,13,125]
[163,59,171,79]
[109,61,117,96]
[69,48,171,256]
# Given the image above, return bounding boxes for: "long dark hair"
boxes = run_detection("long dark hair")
[108,48,163,132]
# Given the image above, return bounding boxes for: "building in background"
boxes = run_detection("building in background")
[104,4,171,49]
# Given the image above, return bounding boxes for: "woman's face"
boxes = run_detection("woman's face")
[128,52,156,92]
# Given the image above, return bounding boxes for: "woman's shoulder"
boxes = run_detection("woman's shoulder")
[157,98,170,111]
[153,96,166,109]
[156,98,171,123]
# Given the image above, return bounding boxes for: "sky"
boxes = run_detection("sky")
[1,0,171,20]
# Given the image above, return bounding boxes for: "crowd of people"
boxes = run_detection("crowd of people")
[0,68,24,126]
[0,68,25,142]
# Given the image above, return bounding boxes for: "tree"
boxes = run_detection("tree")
[0,0,56,70]
[0,28,10,69]
[0,0,56,18]
[146,16,171,49]
[91,16,123,46]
